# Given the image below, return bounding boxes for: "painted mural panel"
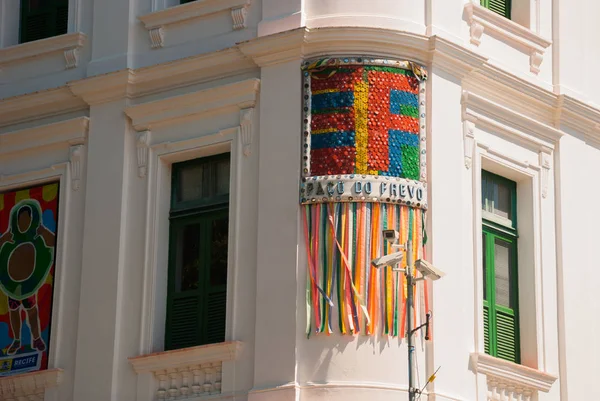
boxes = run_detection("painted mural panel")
[300,58,430,338]
[0,183,58,376]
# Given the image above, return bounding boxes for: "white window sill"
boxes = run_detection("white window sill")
[0,32,86,70]
[129,342,242,399]
[470,353,557,399]
[0,368,63,399]
[464,3,551,74]
[138,0,250,49]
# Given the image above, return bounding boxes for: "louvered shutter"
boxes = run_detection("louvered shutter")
[167,295,201,350]
[206,290,227,343]
[55,5,69,36]
[483,304,490,355]
[481,0,511,19]
[495,308,518,362]
[20,0,69,44]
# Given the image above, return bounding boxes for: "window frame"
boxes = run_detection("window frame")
[165,153,231,351]
[481,170,520,364]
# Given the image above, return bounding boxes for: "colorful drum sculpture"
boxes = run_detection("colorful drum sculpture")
[300,57,430,338]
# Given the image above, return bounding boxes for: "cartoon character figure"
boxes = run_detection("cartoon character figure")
[0,200,55,356]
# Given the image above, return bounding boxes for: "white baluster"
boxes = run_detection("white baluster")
[191,365,203,395]
[214,363,222,393]
[179,368,191,398]
[155,371,168,400]
[523,389,533,401]
[168,370,180,400]
[203,364,214,394]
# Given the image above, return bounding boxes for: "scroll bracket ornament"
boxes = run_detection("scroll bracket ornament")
[231,5,248,30]
[69,145,84,191]
[137,130,151,178]
[539,149,551,199]
[463,119,475,169]
[240,108,253,156]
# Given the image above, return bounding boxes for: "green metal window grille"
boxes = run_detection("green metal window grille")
[20,0,68,44]
[482,171,520,363]
[480,0,511,19]
[165,153,230,351]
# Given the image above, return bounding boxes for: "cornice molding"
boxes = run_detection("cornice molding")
[129,341,242,373]
[139,0,250,48]
[0,32,86,69]
[0,87,87,128]
[470,353,557,393]
[68,69,136,105]
[124,78,260,130]
[132,47,255,97]
[1,25,600,145]
[0,117,89,156]
[0,368,63,400]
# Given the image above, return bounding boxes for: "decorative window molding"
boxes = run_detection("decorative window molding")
[461,90,563,149]
[471,352,557,397]
[129,342,242,400]
[124,78,260,131]
[0,32,86,69]
[0,116,89,156]
[138,0,250,49]
[0,368,63,400]
[464,3,551,74]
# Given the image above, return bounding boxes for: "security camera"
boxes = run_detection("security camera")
[415,259,445,281]
[371,252,404,269]
[383,229,399,243]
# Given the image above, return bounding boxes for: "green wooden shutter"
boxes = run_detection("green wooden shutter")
[20,0,68,44]
[482,227,520,363]
[480,0,511,19]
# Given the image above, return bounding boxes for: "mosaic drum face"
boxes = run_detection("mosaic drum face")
[300,58,428,209]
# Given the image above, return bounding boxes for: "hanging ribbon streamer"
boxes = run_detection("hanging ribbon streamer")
[303,203,427,338]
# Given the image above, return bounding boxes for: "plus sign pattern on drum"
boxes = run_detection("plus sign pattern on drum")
[305,62,421,179]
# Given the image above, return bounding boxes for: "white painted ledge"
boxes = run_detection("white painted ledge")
[124,78,260,130]
[464,3,551,74]
[129,342,242,400]
[470,353,557,397]
[0,32,86,69]
[139,0,250,48]
[129,341,242,373]
[0,368,63,400]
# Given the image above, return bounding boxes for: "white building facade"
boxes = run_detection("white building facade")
[0,0,598,400]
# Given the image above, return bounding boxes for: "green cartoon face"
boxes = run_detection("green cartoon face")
[0,200,53,300]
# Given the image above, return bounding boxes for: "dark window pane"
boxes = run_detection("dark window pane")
[175,156,230,205]
[493,181,512,221]
[178,164,204,203]
[215,160,230,197]
[26,0,43,12]
[494,238,513,308]
[175,223,201,291]
[210,216,229,287]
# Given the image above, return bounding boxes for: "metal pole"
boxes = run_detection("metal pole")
[406,240,415,401]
